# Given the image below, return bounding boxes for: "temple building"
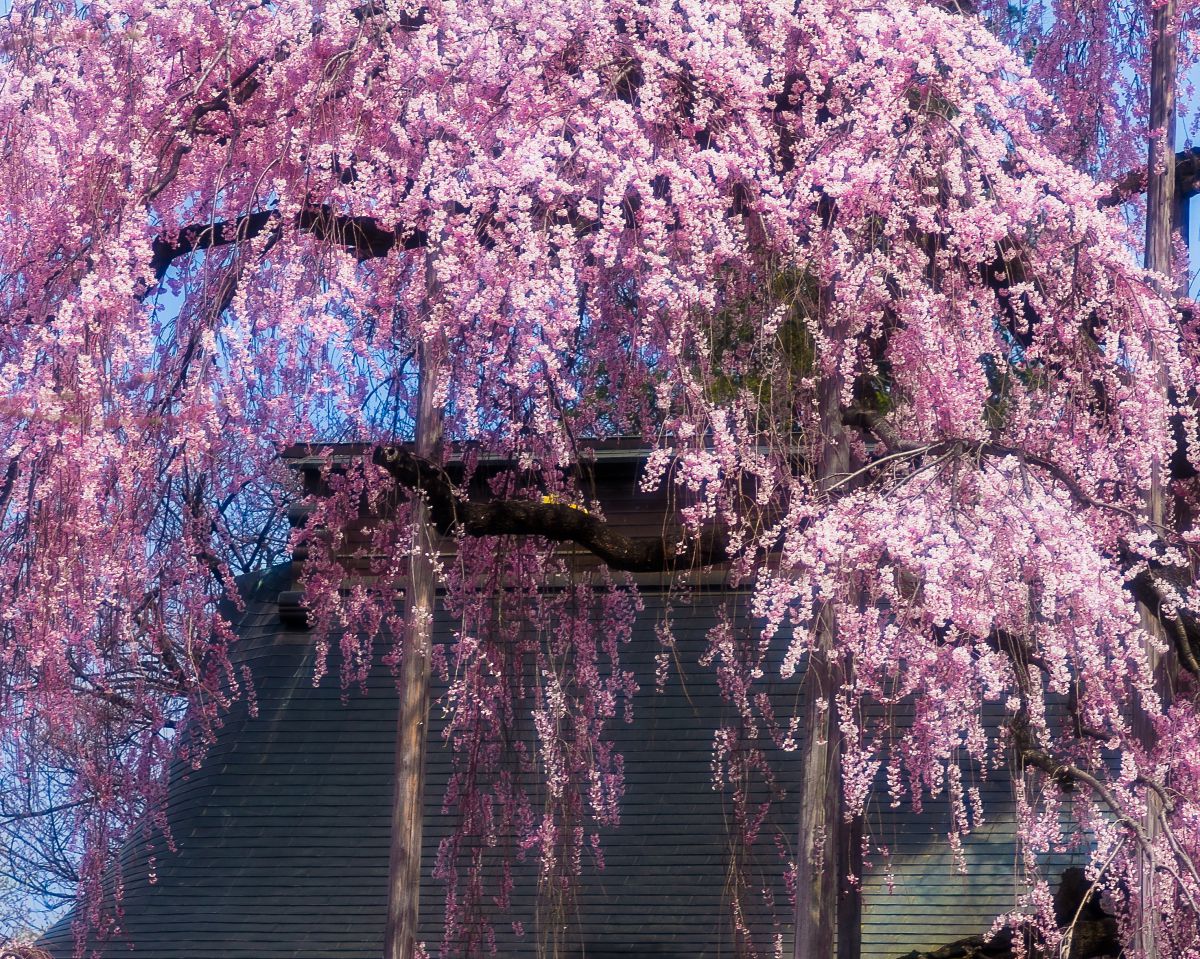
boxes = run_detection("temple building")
[41,445,1081,959]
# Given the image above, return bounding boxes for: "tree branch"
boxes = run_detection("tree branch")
[839,419,1200,671]
[842,418,1150,522]
[372,446,729,572]
[148,204,427,281]
[0,801,84,827]
[1099,147,1200,209]
[1121,545,1200,676]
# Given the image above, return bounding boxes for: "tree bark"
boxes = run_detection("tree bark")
[371,446,730,572]
[1134,6,1179,957]
[383,334,444,959]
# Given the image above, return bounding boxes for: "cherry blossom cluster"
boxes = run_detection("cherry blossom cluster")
[2,0,1200,953]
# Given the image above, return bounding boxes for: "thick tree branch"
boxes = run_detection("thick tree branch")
[1099,147,1200,209]
[372,447,729,572]
[840,417,1200,671]
[148,204,427,281]
[1016,729,1200,916]
[374,433,1200,649]
[1001,658,1200,919]
[835,424,1142,517]
[843,416,1155,521]
[1121,544,1200,676]
[146,153,1199,302]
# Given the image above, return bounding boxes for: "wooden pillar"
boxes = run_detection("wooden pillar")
[794,357,855,959]
[1135,5,1178,956]
[383,332,444,959]
[1145,0,1178,288]
[838,807,863,959]
[794,625,842,959]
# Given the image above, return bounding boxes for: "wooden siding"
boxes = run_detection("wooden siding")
[39,563,1074,959]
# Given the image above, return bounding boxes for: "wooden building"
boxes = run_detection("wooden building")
[40,446,1073,959]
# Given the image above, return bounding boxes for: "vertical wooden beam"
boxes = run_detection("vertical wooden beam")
[384,331,444,959]
[838,809,863,959]
[1135,5,1178,957]
[1146,0,1178,288]
[1176,192,1190,283]
[794,625,842,959]
[794,364,854,959]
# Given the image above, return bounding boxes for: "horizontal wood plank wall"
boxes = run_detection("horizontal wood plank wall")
[41,564,1068,959]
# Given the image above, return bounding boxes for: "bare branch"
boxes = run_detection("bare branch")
[1122,551,1200,677]
[1099,147,1200,209]
[372,447,730,573]
[148,204,427,282]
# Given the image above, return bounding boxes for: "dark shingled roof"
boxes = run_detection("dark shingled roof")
[39,561,1078,959]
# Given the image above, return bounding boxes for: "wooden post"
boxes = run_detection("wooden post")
[838,808,863,959]
[384,333,444,959]
[1135,5,1178,956]
[1146,0,1178,289]
[794,362,854,959]
[794,625,842,959]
